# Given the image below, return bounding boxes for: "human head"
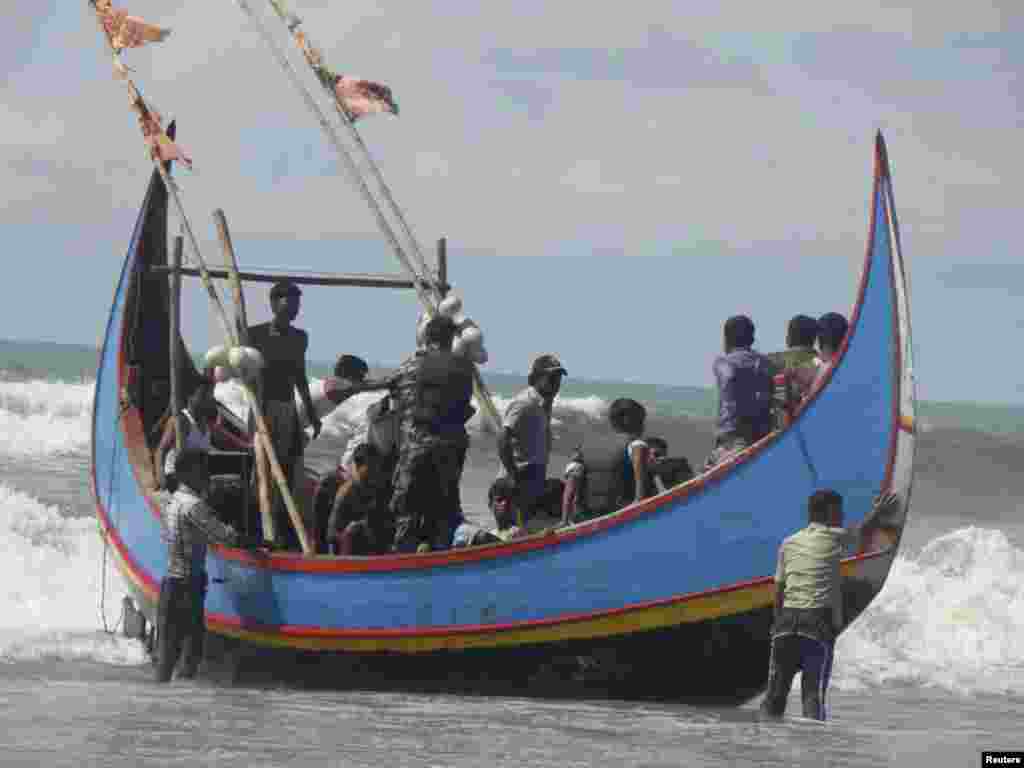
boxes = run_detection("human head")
[186,379,217,424]
[174,447,209,492]
[786,315,819,349]
[488,477,516,528]
[334,354,369,382]
[421,315,458,350]
[723,315,755,352]
[350,442,380,483]
[646,436,668,461]
[528,354,567,399]
[808,488,842,525]
[609,398,646,436]
[269,280,302,324]
[817,313,849,359]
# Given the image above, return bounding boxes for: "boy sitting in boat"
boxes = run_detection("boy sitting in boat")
[559,398,657,525]
[767,315,821,429]
[327,443,395,556]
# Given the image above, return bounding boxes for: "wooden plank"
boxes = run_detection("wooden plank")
[148,265,422,290]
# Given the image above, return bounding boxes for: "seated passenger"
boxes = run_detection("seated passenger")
[154,379,217,492]
[645,436,694,493]
[302,354,369,428]
[561,447,586,526]
[704,315,774,470]
[489,477,523,538]
[609,398,653,505]
[326,443,391,555]
[767,314,821,428]
[560,398,654,524]
[816,312,849,370]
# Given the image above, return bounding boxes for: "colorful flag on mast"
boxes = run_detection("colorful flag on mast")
[91,0,170,53]
[128,84,193,169]
[333,76,399,121]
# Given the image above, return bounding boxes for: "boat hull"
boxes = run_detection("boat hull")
[93,135,914,700]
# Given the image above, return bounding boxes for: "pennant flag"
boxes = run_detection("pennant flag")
[92,0,170,53]
[131,89,192,169]
[333,76,399,121]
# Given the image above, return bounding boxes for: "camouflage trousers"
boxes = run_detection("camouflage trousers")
[390,435,467,552]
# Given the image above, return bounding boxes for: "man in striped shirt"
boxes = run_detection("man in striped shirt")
[760,489,898,720]
[156,448,256,682]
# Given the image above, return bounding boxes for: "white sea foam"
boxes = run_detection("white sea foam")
[834,527,1024,696]
[0,379,95,458]
[0,483,145,665]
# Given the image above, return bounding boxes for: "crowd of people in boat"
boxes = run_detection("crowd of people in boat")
[153,279,850,557]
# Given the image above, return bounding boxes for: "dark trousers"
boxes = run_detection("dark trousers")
[154,575,206,683]
[390,437,464,552]
[760,632,835,720]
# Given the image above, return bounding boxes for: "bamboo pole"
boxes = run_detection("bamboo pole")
[235,0,504,434]
[437,237,447,296]
[169,235,184,455]
[213,209,249,346]
[214,209,272,542]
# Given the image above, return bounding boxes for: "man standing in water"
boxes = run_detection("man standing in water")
[248,280,321,549]
[498,354,567,527]
[156,448,255,682]
[760,489,898,720]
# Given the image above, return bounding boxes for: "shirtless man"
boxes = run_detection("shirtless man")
[247,280,321,549]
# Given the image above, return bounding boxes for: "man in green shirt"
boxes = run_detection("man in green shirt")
[760,489,899,720]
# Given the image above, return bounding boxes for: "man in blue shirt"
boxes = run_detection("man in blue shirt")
[704,315,775,469]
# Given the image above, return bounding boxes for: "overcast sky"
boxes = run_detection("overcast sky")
[2,1,1021,402]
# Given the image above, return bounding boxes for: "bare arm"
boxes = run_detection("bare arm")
[561,474,579,527]
[630,443,648,503]
[294,336,320,439]
[188,498,242,548]
[154,418,177,487]
[772,546,786,619]
[498,427,518,481]
[326,480,355,547]
[849,492,900,551]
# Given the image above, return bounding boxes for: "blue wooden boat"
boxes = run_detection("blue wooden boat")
[93,132,914,700]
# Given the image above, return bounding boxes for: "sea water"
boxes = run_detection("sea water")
[1,356,1023,766]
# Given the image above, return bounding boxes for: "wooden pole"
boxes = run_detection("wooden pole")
[437,237,447,296]
[169,235,184,455]
[213,209,249,346]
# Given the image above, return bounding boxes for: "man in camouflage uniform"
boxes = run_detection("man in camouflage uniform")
[355,315,475,552]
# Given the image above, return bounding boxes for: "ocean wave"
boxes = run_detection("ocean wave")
[834,526,1024,696]
[0,379,94,458]
[0,483,144,665]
